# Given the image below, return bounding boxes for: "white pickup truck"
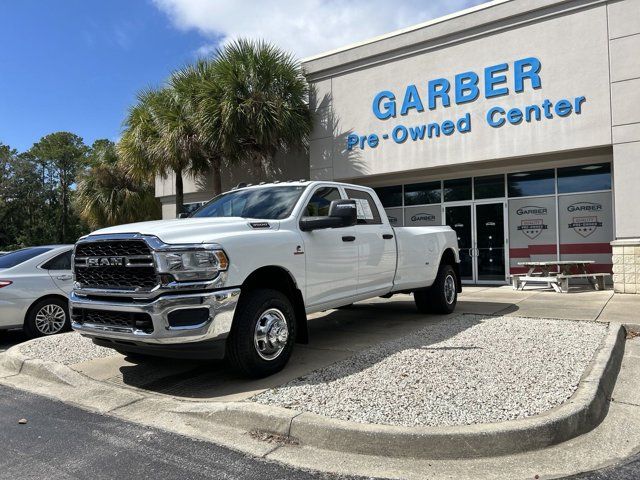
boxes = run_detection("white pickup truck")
[70,181,460,377]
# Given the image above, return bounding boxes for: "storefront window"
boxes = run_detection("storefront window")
[508,169,555,197]
[404,181,441,205]
[557,163,611,194]
[474,175,505,199]
[443,178,472,202]
[374,185,402,208]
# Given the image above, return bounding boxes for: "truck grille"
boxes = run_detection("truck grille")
[72,308,154,333]
[74,240,159,291]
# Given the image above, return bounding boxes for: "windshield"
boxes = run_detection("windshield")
[191,186,306,220]
[0,247,53,269]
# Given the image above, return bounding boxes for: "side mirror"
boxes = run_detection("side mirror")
[177,212,190,219]
[299,199,358,232]
[328,199,357,227]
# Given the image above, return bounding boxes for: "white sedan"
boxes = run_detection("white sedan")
[0,245,74,337]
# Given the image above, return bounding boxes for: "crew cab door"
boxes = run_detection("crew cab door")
[345,188,396,296]
[299,186,358,308]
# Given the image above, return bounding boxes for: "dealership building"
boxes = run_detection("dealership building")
[157,0,640,293]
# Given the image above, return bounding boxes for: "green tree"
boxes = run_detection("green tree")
[169,60,227,196]
[29,132,89,243]
[206,39,312,181]
[119,87,209,215]
[75,139,160,229]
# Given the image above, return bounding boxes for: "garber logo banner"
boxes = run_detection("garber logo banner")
[347,56,587,151]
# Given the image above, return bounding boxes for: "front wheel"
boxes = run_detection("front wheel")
[414,264,458,314]
[226,289,296,378]
[24,297,71,338]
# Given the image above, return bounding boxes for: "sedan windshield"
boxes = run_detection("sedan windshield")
[0,247,53,268]
[191,186,306,220]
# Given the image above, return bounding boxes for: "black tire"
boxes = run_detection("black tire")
[226,289,296,378]
[24,297,71,338]
[414,264,458,314]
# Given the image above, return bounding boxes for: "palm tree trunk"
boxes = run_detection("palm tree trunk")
[174,169,184,216]
[252,154,264,183]
[211,157,222,196]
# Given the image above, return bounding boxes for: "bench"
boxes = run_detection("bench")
[511,273,611,293]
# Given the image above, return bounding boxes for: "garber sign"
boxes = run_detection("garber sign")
[347,57,587,151]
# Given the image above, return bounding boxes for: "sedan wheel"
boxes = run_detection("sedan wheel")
[34,304,67,335]
[24,298,70,338]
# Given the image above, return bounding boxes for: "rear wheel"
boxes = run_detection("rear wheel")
[414,264,458,314]
[226,289,296,378]
[24,297,70,338]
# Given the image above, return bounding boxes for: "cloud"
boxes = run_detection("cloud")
[152,0,490,59]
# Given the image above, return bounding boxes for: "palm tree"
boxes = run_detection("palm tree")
[203,39,312,181]
[118,87,208,215]
[169,60,227,196]
[75,140,160,229]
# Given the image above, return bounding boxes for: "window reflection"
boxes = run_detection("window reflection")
[508,169,555,197]
[557,163,611,193]
[404,181,441,205]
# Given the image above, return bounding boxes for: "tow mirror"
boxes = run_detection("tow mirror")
[177,212,189,219]
[328,199,357,227]
[299,199,358,232]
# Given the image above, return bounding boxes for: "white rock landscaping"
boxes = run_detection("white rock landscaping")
[253,314,607,427]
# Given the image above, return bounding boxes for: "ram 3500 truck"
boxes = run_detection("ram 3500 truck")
[70,181,461,377]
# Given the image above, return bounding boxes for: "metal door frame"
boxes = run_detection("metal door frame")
[443,200,508,285]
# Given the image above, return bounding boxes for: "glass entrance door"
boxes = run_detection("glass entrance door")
[444,202,507,284]
[475,203,506,282]
[445,205,473,282]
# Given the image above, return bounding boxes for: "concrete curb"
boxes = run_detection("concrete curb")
[0,324,625,460]
[169,324,626,459]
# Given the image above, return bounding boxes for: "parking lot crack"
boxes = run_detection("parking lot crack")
[105,397,144,414]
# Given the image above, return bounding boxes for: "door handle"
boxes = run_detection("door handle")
[342,236,356,242]
[56,274,73,281]
[382,234,394,240]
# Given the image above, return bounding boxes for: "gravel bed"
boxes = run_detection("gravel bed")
[18,332,117,365]
[253,314,607,427]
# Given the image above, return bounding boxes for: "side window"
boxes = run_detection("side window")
[304,187,341,217]
[42,251,72,270]
[345,188,382,225]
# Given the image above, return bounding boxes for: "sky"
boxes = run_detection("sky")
[0,0,488,153]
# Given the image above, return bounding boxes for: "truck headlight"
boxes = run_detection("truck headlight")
[153,246,229,282]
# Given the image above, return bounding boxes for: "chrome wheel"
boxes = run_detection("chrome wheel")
[254,308,289,361]
[34,304,67,335]
[444,274,456,305]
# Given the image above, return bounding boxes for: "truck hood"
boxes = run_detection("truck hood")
[85,217,278,244]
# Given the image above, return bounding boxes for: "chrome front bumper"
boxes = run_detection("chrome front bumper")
[70,288,241,345]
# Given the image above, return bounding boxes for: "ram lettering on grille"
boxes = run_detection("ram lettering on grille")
[74,240,159,291]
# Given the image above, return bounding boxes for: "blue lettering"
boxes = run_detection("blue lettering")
[575,96,586,114]
[400,85,425,116]
[487,106,506,127]
[441,120,455,135]
[427,123,440,138]
[409,125,426,140]
[485,63,509,98]
[346,134,359,150]
[392,125,408,143]
[428,79,451,110]
[555,99,572,117]
[372,91,396,120]
[507,108,523,124]
[455,72,479,104]
[524,105,541,122]
[367,134,379,148]
[514,57,542,92]
[457,113,471,132]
